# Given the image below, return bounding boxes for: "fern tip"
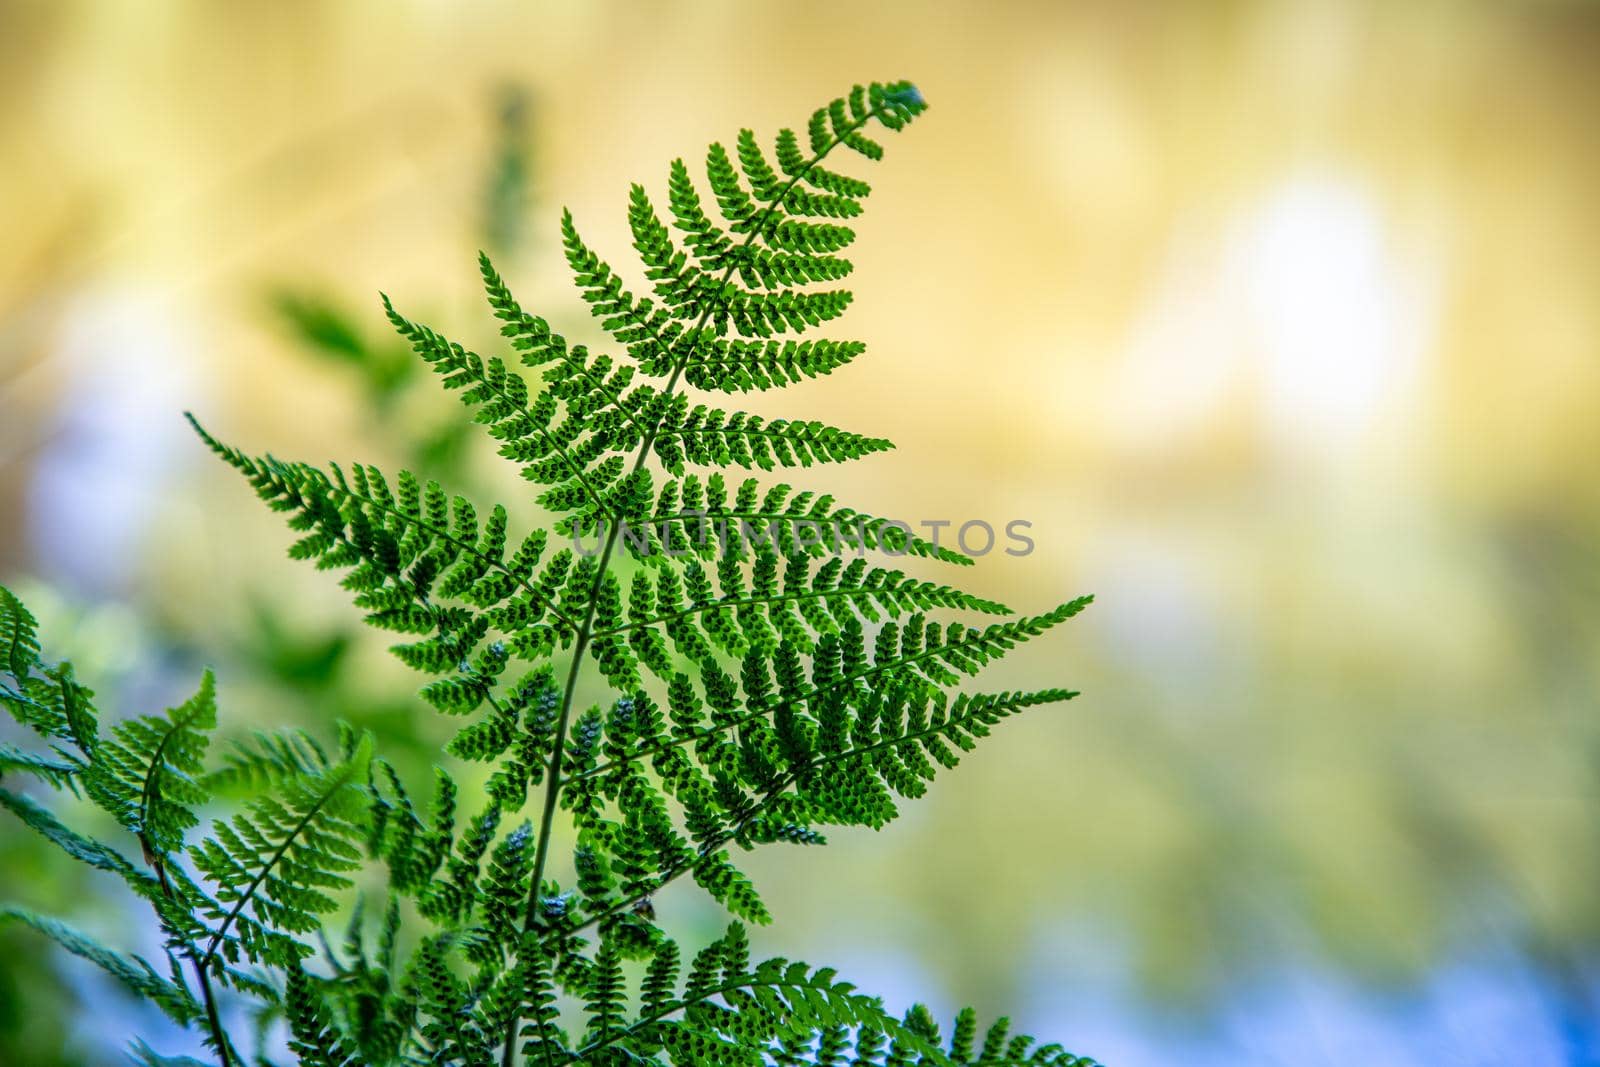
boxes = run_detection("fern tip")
[183,412,221,450]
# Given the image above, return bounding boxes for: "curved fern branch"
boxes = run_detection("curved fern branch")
[571,599,1091,788]
[555,688,1078,944]
[383,295,615,521]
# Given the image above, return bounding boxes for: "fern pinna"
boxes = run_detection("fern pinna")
[1,81,1097,1066]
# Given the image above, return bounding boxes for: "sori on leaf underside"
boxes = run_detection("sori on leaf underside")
[0,79,1098,1067]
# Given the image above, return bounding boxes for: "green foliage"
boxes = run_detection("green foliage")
[83,670,217,857]
[0,906,198,1025]
[0,80,1099,1066]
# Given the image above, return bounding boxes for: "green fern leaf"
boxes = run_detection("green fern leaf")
[0,584,41,679]
[0,906,199,1024]
[0,741,79,789]
[127,1040,214,1067]
[191,734,373,967]
[83,669,217,857]
[0,786,162,898]
[158,77,1103,1067]
[285,966,361,1067]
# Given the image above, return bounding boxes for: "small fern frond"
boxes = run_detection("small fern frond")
[936,1008,1101,1067]
[648,403,892,476]
[0,584,41,679]
[679,337,865,393]
[0,906,200,1024]
[0,741,79,789]
[191,417,580,700]
[0,786,162,898]
[285,966,361,1067]
[384,295,619,522]
[128,1040,215,1067]
[1,636,98,758]
[83,669,218,857]
[480,250,655,441]
[407,936,498,1067]
[202,728,331,795]
[624,473,974,566]
[192,734,373,968]
[562,923,915,1066]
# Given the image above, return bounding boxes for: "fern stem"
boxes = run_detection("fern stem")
[149,850,233,1067]
[512,531,616,1067]
[503,103,894,1067]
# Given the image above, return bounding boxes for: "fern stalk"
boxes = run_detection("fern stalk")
[502,97,901,1067]
[148,851,235,1067]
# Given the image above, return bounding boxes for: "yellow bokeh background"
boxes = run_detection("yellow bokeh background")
[2,2,1598,1063]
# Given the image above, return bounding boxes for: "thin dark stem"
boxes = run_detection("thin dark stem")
[500,105,891,1067]
[148,847,232,1067]
[510,536,617,1067]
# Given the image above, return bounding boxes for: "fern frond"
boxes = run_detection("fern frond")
[191,417,580,696]
[383,295,625,524]
[368,761,456,897]
[128,1040,214,1067]
[1,646,98,757]
[679,337,864,392]
[0,786,162,898]
[159,78,1103,1067]
[83,669,217,857]
[0,584,41,679]
[550,687,1084,946]
[590,551,1008,673]
[0,741,79,789]
[624,473,974,567]
[0,906,200,1024]
[561,923,916,1066]
[480,251,654,442]
[650,402,892,475]
[202,727,331,795]
[416,795,503,926]
[939,1009,1101,1066]
[285,966,361,1067]
[577,599,1090,791]
[407,936,498,1067]
[192,734,373,967]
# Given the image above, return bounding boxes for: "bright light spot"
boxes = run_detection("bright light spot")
[28,288,200,595]
[1105,172,1440,465]
[1240,175,1434,452]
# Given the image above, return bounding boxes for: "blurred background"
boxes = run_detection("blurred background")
[2,1,1598,1064]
